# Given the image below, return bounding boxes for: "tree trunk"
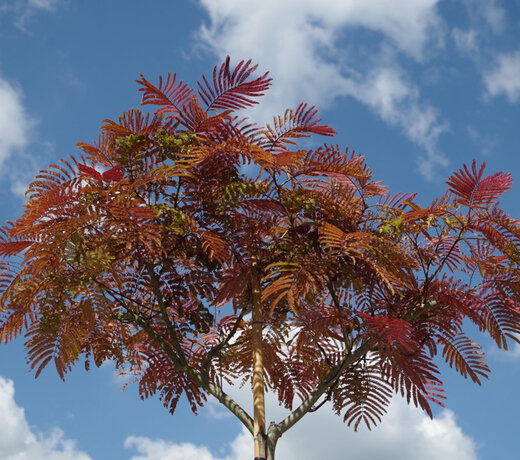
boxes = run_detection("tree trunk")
[266,438,276,460]
[266,426,279,460]
[251,269,266,459]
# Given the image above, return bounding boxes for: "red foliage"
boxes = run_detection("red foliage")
[1,57,520,444]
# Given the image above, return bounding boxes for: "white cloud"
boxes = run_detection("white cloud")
[5,140,55,197]
[0,73,51,197]
[204,398,234,420]
[125,436,218,460]
[196,0,448,178]
[125,390,478,460]
[0,376,92,460]
[275,398,476,460]
[483,51,520,103]
[0,372,479,460]
[198,0,442,61]
[0,76,32,167]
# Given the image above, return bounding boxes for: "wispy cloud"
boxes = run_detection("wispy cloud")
[466,126,496,157]
[5,140,54,198]
[198,0,443,62]
[488,333,520,362]
[345,65,449,178]
[449,1,506,61]
[483,51,520,103]
[452,28,479,54]
[478,0,506,33]
[0,0,61,31]
[489,343,520,361]
[196,0,449,178]
[460,0,506,34]
[27,0,60,11]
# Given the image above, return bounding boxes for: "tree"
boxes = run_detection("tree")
[1,57,520,460]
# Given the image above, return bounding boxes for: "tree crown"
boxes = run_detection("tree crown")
[1,57,519,431]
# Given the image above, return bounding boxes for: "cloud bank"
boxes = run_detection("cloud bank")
[0,73,52,197]
[0,360,477,460]
[0,376,92,460]
[196,0,448,178]
[125,392,478,460]
[0,76,32,169]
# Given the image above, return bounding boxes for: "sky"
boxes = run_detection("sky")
[0,0,520,459]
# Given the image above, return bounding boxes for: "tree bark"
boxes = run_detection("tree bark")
[266,422,281,460]
[251,268,267,459]
[266,437,276,460]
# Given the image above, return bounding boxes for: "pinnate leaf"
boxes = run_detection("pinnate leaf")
[447,160,512,206]
[197,56,272,111]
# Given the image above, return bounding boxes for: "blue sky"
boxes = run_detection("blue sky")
[0,0,520,459]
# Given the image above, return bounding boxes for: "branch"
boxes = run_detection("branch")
[204,380,255,434]
[84,261,254,433]
[424,226,466,292]
[275,340,372,437]
[174,177,183,207]
[201,308,246,377]
[326,279,351,351]
[145,262,190,367]
[65,261,159,316]
[405,299,440,322]
[144,263,254,433]
[273,298,439,439]
[115,288,255,434]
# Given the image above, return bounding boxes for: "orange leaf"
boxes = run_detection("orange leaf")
[0,241,34,257]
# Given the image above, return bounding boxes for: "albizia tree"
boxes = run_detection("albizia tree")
[1,58,520,460]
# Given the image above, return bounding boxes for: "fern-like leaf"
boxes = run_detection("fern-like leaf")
[200,231,230,266]
[318,223,372,263]
[447,160,512,206]
[261,103,336,153]
[197,56,272,112]
[137,73,194,117]
[334,364,393,431]
[0,241,34,257]
[262,262,324,316]
[438,332,489,384]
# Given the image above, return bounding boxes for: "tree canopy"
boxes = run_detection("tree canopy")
[1,57,520,459]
